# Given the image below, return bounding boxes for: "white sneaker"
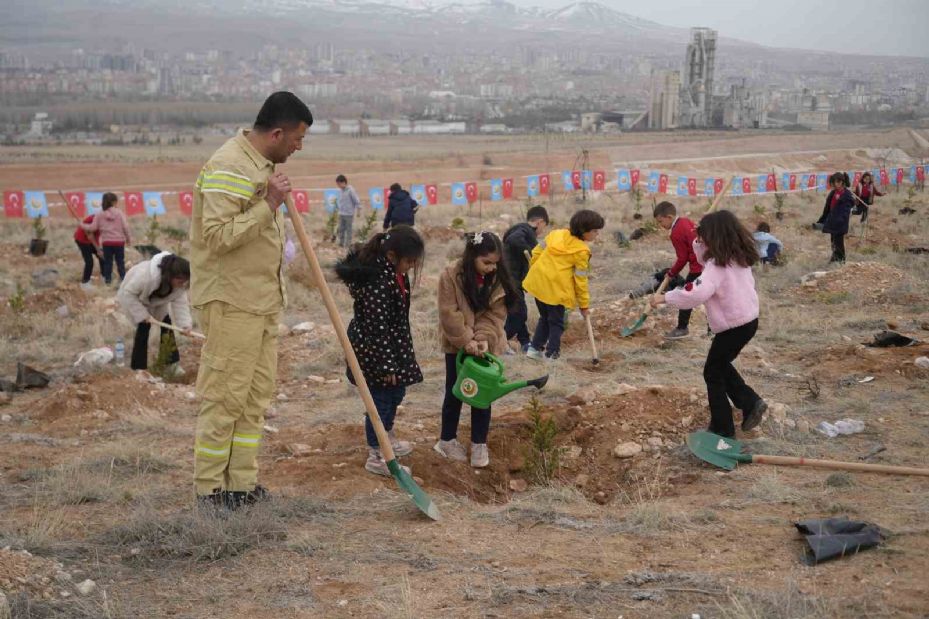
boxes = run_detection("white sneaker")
[80,282,93,291]
[433,438,467,462]
[365,449,411,477]
[503,345,516,356]
[526,346,544,361]
[166,363,186,379]
[387,429,413,457]
[471,443,490,468]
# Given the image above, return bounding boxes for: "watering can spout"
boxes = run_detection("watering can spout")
[498,374,548,398]
[526,375,549,390]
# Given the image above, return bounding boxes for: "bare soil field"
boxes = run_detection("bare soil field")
[2,130,929,618]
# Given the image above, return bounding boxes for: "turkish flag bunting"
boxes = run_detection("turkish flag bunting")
[630,169,640,186]
[501,179,514,199]
[426,184,438,205]
[291,190,309,213]
[807,174,817,189]
[124,192,145,217]
[178,191,194,216]
[64,192,86,218]
[879,169,889,185]
[713,178,724,194]
[571,170,581,190]
[896,168,905,184]
[538,174,550,195]
[742,177,753,194]
[765,173,777,192]
[917,166,925,181]
[687,178,697,196]
[658,174,669,194]
[3,191,24,218]
[788,174,797,191]
[465,182,478,203]
[593,171,605,191]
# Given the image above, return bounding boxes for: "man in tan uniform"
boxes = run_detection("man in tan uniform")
[190,91,312,509]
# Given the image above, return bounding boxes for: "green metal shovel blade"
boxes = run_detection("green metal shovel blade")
[387,459,441,521]
[686,431,753,471]
[620,312,648,337]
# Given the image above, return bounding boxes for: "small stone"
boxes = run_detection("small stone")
[565,445,583,459]
[574,473,589,487]
[325,379,340,385]
[263,424,279,434]
[90,410,110,420]
[185,391,197,401]
[612,442,643,458]
[508,479,528,493]
[55,571,72,583]
[56,305,70,318]
[915,357,929,370]
[886,319,899,330]
[75,579,96,596]
[288,443,312,456]
[292,322,316,334]
[646,437,663,448]
[130,548,141,556]
[0,413,11,422]
[681,415,693,427]
[797,419,811,434]
[276,393,289,401]
[688,393,698,403]
[338,600,348,607]
[332,462,347,468]
[308,375,326,383]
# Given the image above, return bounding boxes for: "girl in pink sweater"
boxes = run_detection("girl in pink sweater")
[651,210,767,437]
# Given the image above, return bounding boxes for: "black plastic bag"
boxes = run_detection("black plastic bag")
[794,517,885,564]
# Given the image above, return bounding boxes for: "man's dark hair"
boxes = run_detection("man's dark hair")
[569,209,605,239]
[254,91,313,131]
[653,201,677,218]
[526,205,549,224]
[390,183,402,193]
[756,221,770,233]
[336,174,347,184]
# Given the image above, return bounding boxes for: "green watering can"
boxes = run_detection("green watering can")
[453,350,549,409]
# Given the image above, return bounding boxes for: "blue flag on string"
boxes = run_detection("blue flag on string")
[451,183,467,206]
[489,179,503,201]
[410,184,426,207]
[581,170,593,190]
[890,168,898,185]
[323,189,340,213]
[617,169,631,191]
[369,187,385,210]
[676,176,688,196]
[704,178,715,196]
[911,165,918,183]
[756,175,767,194]
[526,175,540,197]
[142,192,166,217]
[816,174,828,192]
[24,191,48,219]
[561,171,574,191]
[85,192,104,214]
[646,171,659,193]
[731,177,743,196]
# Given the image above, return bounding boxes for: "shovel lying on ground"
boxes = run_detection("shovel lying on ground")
[285,196,440,520]
[687,431,929,476]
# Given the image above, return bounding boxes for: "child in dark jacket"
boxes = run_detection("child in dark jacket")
[74,214,102,288]
[651,210,767,437]
[335,225,425,477]
[502,205,549,353]
[817,172,855,263]
[383,183,418,229]
[654,201,702,339]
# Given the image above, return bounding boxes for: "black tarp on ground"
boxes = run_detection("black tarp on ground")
[794,517,885,564]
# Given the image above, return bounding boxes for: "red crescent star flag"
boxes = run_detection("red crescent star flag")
[807,173,817,189]
[592,171,606,191]
[658,174,669,194]
[852,171,862,187]
[292,190,309,213]
[687,177,697,196]
[917,166,925,182]
[425,184,438,205]
[178,191,194,216]
[713,178,724,194]
[571,170,581,190]
[539,174,550,195]
[124,191,145,217]
[465,182,478,203]
[3,191,25,218]
[630,169,640,186]
[879,168,889,186]
[502,178,514,199]
[896,168,905,184]
[64,192,86,217]
[742,177,753,194]
[788,174,797,191]
[766,173,777,192]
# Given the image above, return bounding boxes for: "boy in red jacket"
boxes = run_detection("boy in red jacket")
[654,201,702,339]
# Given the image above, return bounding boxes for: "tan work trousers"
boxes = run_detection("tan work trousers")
[193,300,279,495]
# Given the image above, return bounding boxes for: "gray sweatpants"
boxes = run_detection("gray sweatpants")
[337,214,354,248]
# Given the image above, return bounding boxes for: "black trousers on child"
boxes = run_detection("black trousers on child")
[75,241,102,283]
[676,272,702,330]
[504,289,531,347]
[704,318,761,438]
[102,245,127,284]
[131,316,180,371]
[830,233,846,263]
[530,300,566,358]
[440,353,491,444]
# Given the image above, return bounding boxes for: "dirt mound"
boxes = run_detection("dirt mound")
[419,225,463,242]
[797,262,913,305]
[0,548,68,602]
[33,372,167,431]
[264,386,707,505]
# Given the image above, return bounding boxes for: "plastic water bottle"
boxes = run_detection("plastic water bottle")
[115,337,125,367]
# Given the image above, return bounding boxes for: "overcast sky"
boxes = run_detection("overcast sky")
[529,0,929,58]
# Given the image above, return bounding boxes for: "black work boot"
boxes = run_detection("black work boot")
[227,485,272,509]
[741,399,768,431]
[197,489,229,514]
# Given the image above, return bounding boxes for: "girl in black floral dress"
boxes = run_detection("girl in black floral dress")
[335,226,426,476]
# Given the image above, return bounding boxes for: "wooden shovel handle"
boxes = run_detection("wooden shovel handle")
[285,196,396,461]
[643,274,672,316]
[584,313,598,361]
[752,454,929,477]
[148,318,206,340]
[705,177,733,213]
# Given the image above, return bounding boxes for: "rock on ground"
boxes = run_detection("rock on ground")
[612,442,643,458]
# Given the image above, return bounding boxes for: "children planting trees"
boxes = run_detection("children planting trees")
[651,210,767,438]
[502,205,549,353]
[522,209,604,360]
[435,231,518,468]
[335,226,425,477]
[81,192,131,285]
[653,200,701,339]
[116,252,193,375]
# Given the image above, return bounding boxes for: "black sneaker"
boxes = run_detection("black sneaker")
[227,485,272,509]
[741,399,767,431]
[197,490,229,513]
[664,327,690,340]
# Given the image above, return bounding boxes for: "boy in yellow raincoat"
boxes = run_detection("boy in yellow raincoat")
[522,209,604,360]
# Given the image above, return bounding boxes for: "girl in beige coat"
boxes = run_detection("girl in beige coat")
[435,232,519,468]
